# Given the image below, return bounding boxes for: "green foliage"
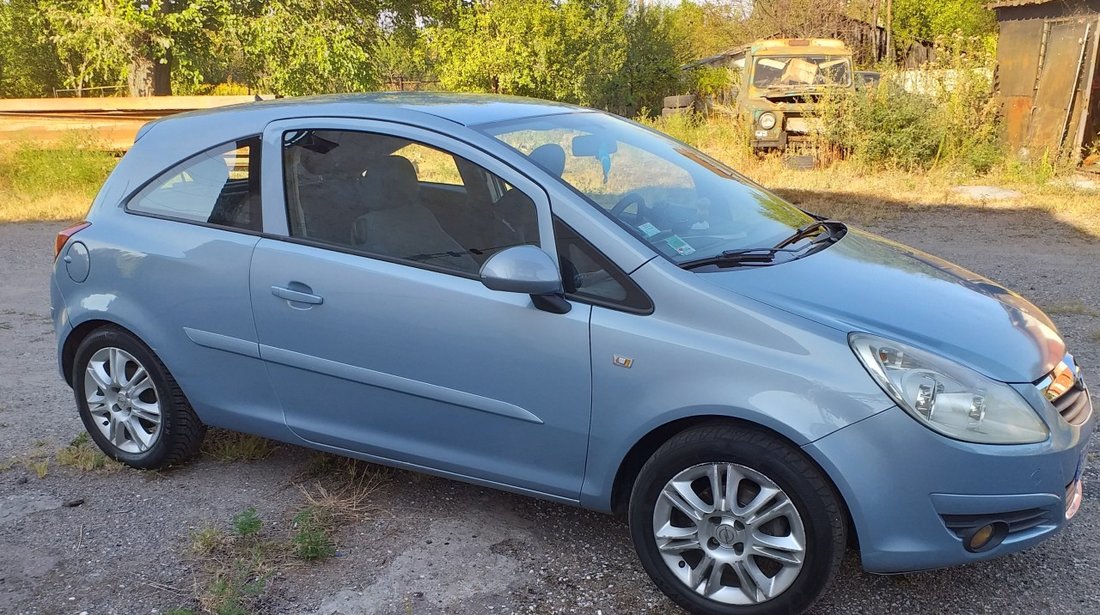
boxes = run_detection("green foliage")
[688,66,734,99]
[230,1,380,95]
[231,507,262,537]
[206,560,267,615]
[667,0,749,62]
[814,37,1001,172]
[598,6,684,116]
[292,508,335,560]
[430,0,681,116]
[893,0,997,47]
[0,0,64,96]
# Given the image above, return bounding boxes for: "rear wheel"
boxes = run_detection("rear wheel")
[72,327,205,469]
[628,424,845,615]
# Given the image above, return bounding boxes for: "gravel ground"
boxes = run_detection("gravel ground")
[1,208,1097,615]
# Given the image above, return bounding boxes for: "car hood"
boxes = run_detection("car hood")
[700,229,1064,383]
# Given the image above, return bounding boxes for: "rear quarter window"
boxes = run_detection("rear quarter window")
[126,137,262,232]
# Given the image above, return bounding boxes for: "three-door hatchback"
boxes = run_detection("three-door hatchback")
[52,94,1093,615]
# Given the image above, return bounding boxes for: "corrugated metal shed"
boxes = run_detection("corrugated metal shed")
[991,0,1100,165]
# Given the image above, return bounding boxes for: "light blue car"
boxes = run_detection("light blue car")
[50,94,1093,615]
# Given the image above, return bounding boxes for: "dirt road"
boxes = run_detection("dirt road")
[1,206,1098,614]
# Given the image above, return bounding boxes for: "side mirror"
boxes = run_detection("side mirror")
[480,245,571,314]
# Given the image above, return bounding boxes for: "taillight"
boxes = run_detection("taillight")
[55,221,91,260]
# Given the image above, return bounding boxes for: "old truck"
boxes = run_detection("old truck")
[719,38,855,151]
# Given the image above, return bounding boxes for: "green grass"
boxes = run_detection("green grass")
[0,133,117,222]
[56,432,117,472]
[232,507,263,537]
[202,430,276,462]
[291,508,336,560]
[187,504,342,614]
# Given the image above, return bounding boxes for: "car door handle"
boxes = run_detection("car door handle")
[271,285,324,305]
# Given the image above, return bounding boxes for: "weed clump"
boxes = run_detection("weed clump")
[291,508,336,560]
[56,432,116,472]
[231,507,263,537]
[202,430,276,462]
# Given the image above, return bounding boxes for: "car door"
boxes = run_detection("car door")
[249,118,593,499]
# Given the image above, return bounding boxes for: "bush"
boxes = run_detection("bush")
[813,34,1002,173]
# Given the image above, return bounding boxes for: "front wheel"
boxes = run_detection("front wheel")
[628,424,846,615]
[72,327,206,469]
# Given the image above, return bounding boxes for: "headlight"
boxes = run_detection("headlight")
[850,333,1049,444]
[758,112,777,130]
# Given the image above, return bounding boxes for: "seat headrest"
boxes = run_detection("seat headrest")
[529,144,566,177]
[362,155,419,211]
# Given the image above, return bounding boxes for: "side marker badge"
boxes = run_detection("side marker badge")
[613,355,634,369]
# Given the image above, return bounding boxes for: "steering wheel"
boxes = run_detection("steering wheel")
[610,192,647,221]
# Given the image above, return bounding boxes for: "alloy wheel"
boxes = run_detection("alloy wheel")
[83,346,163,454]
[652,462,807,605]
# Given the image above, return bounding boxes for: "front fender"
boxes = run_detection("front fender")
[578,260,894,511]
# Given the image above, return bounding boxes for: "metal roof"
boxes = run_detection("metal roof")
[986,0,1058,8]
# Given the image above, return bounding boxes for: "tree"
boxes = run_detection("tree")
[428,0,680,115]
[892,0,996,46]
[229,1,380,95]
[0,0,64,96]
[667,1,752,63]
[39,1,139,95]
[595,5,683,116]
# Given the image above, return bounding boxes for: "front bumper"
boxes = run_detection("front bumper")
[805,394,1094,573]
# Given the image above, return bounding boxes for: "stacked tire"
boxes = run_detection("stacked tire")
[662,94,696,117]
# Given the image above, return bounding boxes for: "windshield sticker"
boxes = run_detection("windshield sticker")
[666,235,696,256]
[637,222,661,238]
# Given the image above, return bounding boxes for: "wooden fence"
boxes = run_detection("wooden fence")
[0,96,272,151]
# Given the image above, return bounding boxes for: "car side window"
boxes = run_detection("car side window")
[127,137,261,232]
[554,218,653,314]
[281,129,540,277]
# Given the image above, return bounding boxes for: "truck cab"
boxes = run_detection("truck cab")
[728,38,854,151]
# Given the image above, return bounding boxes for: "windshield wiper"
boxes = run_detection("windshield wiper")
[773,219,845,249]
[680,220,846,270]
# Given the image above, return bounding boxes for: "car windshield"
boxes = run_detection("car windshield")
[753,55,851,88]
[476,112,813,264]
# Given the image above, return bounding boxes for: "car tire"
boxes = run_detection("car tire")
[72,327,206,469]
[628,423,846,615]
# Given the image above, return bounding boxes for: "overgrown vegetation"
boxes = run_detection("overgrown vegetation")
[177,458,389,614]
[201,430,277,462]
[56,431,118,472]
[0,135,116,222]
[812,36,1000,172]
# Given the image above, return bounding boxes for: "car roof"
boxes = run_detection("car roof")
[107,93,591,219]
[141,92,582,138]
